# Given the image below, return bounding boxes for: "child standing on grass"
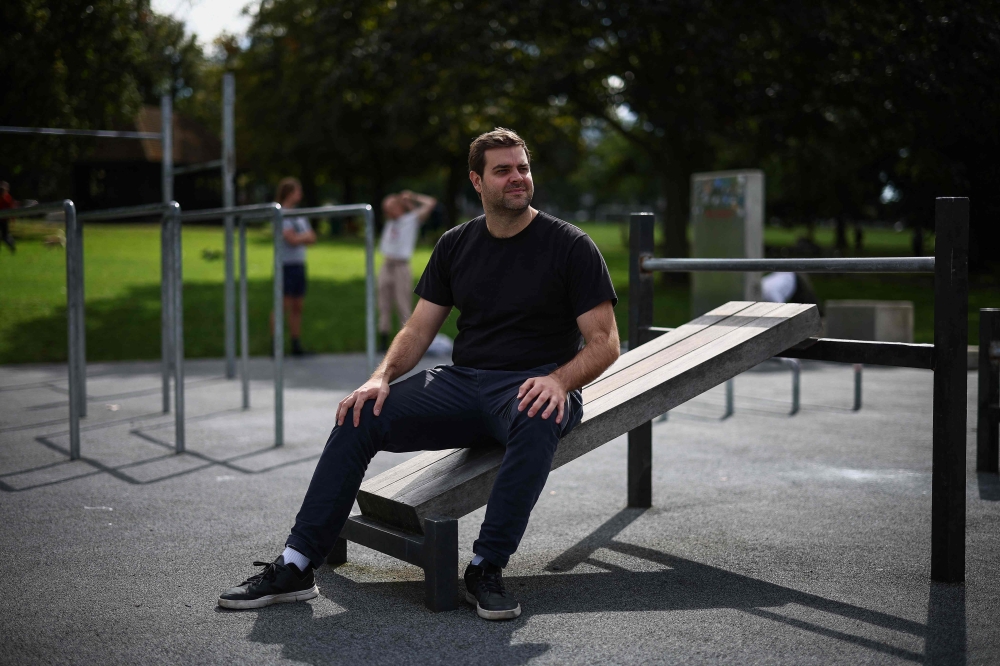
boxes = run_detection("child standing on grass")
[271,177,316,356]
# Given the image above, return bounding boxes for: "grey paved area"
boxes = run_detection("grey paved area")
[1,353,997,665]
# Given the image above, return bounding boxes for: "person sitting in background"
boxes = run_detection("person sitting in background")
[0,182,18,254]
[761,271,822,314]
[377,190,437,352]
[271,177,316,356]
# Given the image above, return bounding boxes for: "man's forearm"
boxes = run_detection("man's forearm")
[374,326,433,383]
[551,330,620,391]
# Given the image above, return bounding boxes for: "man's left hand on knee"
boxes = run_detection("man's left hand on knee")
[516,375,568,423]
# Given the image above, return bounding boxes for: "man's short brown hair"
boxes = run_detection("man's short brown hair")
[468,128,531,177]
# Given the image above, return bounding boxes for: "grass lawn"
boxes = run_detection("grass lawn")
[0,220,993,364]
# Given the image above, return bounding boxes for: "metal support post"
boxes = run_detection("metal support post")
[73,202,87,419]
[853,364,863,411]
[977,309,1000,473]
[239,217,250,410]
[723,379,735,419]
[272,205,285,447]
[64,201,81,459]
[785,359,801,416]
[364,207,377,375]
[627,212,655,508]
[160,95,173,203]
[931,197,968,583]
[160,215,173,413]
[171,203,185,453]
[422,516,458,612]
[222,73,237,379]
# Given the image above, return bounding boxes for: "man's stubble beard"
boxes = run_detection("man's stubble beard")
[482,180,533,215]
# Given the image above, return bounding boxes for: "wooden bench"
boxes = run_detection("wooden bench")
[328,301,822,611]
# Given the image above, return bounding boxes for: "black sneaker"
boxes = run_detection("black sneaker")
[464,561,521,620]
[218,556,319,610]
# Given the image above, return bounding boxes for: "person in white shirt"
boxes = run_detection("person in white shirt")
[377,190,437,351]
[271,177,317,356]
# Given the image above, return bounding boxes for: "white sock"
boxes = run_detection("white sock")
[470,555,485,567]
[282,546,312,572]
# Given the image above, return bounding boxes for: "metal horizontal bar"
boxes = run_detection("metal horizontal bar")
[289,204,373,218]
[0,126,161,140]
[179,203,279,222]
[777,337,935,369]
[171,159,224,176]
[0,200,71,220]
[78,202,174,221]
[340,515,425,568]
[641,257,935,273]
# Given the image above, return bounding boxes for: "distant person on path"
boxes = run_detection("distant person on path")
[761,271,822,314]
[218,128,619,621]
[271,177,316,356]
[377,190,437,351]
[0,182,18,253]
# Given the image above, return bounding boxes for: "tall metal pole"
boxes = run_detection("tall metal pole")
[74,199,87,418]
[364,206,376,375]
[273,206,285,447]
[171,203,185,453]
[627,212,655,508]
[160,214,172,413]
[239,217,250,410]
[222,73,237,379]
[64,201,81,460]
[931,197,968,583]
[160,95,173,203]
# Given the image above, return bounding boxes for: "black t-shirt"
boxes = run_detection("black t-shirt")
[415,211,617,371]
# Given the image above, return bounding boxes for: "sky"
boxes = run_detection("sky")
[151,0,253,47]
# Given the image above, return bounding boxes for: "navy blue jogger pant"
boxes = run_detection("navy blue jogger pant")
[285,364,584,569]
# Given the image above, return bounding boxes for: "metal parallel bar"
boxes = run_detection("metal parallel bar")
[931,197,968,583]
[63,201,81,460]
[627,212,654,509]
[170,203,185,453]
[171,159,223,176]
[778,338,935,369]
[272,205,284,447]
[78,202,171,221]
[239,218,250,410]
[977,309,1000,473]
[0,126,161,140]
[642,257,935,273]
[223,74,237,381]
[423,516,459,612]
[160,217,172,414]
[363,207,376,374]
[0,201,69,219]
[179,203,278,222]
[161,96,173,204]
[339,515,424,568]
[292,204,373,218]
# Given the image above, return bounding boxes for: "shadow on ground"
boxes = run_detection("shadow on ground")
[237,509,966,666]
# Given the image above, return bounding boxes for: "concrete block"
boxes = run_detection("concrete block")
[825,300,914,343]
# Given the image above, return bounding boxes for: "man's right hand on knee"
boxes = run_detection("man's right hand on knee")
[337,373,391,427]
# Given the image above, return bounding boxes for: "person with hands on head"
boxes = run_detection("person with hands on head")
[377,189,437,352]
[219,128,620,621]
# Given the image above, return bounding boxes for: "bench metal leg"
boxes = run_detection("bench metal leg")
[326,537,347,567]
[853,364,863,411]
[422,516,458,612]
[628,421,652,508]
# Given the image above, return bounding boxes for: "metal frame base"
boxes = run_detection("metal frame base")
[328,514,458,612]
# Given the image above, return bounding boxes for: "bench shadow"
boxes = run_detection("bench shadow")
[977,472,1000,501]
[251,507,965,665]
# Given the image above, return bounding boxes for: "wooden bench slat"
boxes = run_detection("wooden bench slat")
[355,302,821,533]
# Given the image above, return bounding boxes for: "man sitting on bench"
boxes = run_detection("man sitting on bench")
[219,128,620,620]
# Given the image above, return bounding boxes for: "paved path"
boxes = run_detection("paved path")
[1,354,996,664]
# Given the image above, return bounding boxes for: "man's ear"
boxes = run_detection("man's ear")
[469,171,482,195]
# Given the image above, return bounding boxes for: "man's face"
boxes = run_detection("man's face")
[472,146,533,212]
[383,195,406,220]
